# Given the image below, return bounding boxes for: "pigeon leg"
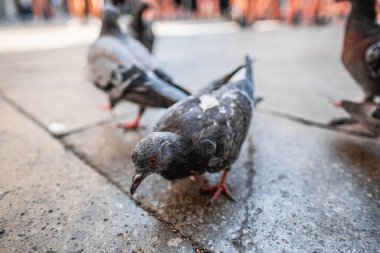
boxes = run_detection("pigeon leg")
[101,103,112,111]
[119,107,146,130]
[202,169,235,204]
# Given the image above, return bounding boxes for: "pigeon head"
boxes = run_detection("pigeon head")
[141,2,151,11]
[102,4,119,24]
[130,132,184,195]
[100,4,122,36]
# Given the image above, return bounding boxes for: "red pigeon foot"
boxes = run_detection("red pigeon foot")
[119,118,140,130]
[201,170,235,205]
[332,100,342,108]
[101,103,112,111]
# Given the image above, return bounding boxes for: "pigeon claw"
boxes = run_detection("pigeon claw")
[202,184,235,205]
[119,118,140,130]
[201,170,235,205]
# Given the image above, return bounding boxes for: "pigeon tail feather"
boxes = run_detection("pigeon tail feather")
[245,55,253,83]
[221,64,245,84]
[131,2,148,32]
[242,54,255,100]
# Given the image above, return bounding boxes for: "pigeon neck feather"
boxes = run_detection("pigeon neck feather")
[100,22,122,37]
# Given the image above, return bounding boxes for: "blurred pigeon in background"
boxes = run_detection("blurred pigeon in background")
[128,1,155,53]
[338,0,380,103]
[130,55,258,204]
[88,4,190,129]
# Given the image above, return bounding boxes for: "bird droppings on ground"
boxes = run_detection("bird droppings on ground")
[48,122,67,135]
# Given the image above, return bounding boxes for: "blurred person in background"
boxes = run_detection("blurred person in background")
[15,0,33,20]
[174,0,197,17]
[219,0,229,17]
[67,0,102,18]
[253,0,281,20]
[42,0,54,20]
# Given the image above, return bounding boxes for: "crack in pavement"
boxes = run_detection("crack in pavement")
[231,135,257,253]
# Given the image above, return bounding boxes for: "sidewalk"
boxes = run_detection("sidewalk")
[0,22,379,252]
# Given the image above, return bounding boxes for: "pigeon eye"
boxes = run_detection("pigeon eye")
[149,157,157,166]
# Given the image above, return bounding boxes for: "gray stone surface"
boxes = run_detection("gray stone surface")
[0,98,195,253]
[63,112,380,252]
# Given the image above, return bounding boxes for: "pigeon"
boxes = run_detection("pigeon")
[88,4,190,129]
[130,55,257,204]
[128,1,155,53]
[338,0,380,103]
[333,100,380,135]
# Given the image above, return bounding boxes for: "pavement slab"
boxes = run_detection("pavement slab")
[0,98,195,253]
[0,46,138,136]
[62,112,380,253]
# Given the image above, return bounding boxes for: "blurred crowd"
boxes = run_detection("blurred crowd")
[2,0,380,25]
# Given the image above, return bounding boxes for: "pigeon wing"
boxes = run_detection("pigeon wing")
[88,36,187,107]
[122,35,159,71]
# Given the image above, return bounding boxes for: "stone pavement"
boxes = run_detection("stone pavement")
[0,21,379,252]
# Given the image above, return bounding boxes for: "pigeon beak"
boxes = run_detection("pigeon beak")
[130,173,146,195]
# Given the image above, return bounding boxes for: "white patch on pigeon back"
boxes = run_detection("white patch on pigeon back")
[199,94,219,112]
[219,106,227,114]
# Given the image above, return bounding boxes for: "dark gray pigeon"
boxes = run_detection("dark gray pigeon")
[334,100,380,135]
[128,1,155,53]
[130,55,256,204]
[338,0,380,103]
[88,4,189,129]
